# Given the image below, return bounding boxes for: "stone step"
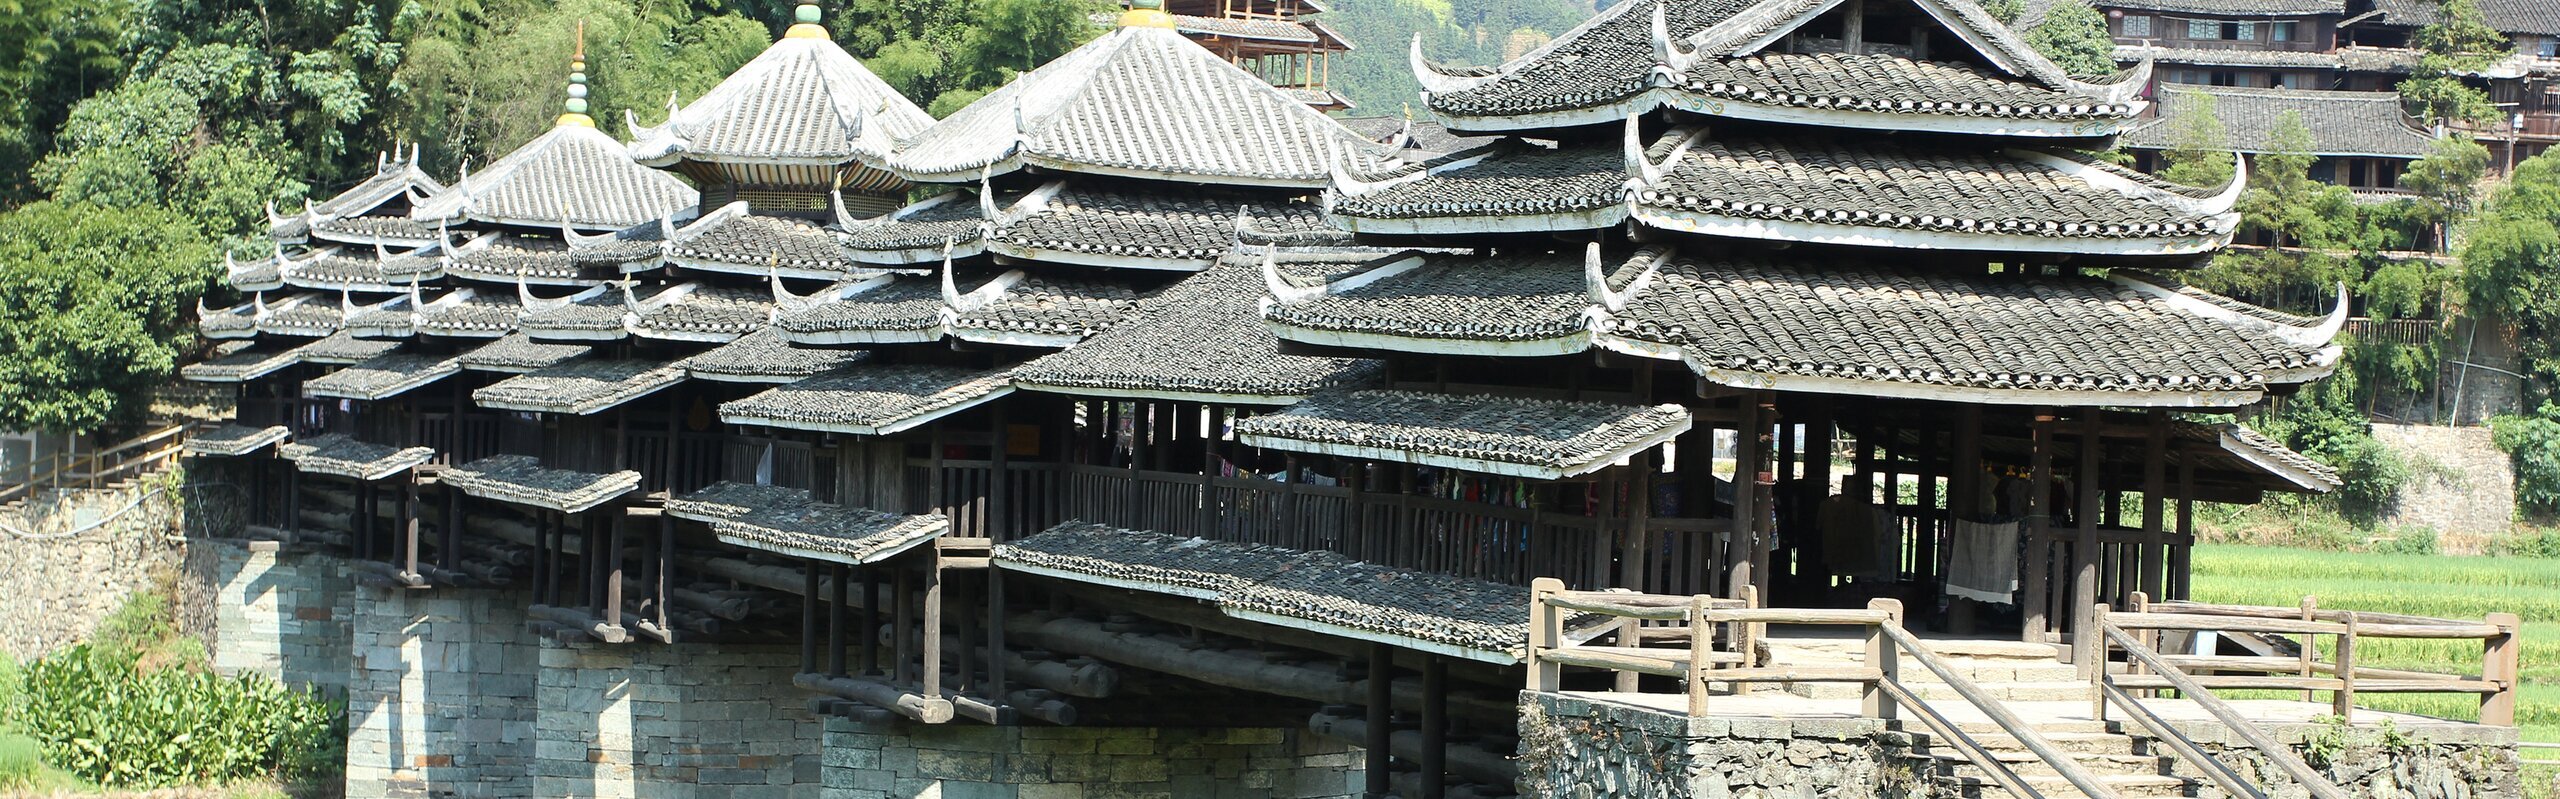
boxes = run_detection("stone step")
[1914,749,2174,777]
[1935,770,2204,798]
[1788,679,2096,702]
[1918,730,2153,757]
[1765,636,2066,665]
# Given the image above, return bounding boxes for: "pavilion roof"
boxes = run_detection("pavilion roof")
[282,150,444,244]
[1234,389,1693,480]
[183,424,292,458]
[836,190,998,265]
[281,246,447,293]
[1012,251,1383,405]
[443,455,642,514]
[474,358,685,415]
[413,124,698,231]
[415,290,527,338]
[626,283,773,343]
[311,215,440,248]
[881,25,1390,187]
[304,353,462,401]
[719,364,1015,436]
[1260,249,1611,356]
[2123,86,2438,160]
[1329,142,1627,234]
[567,219,675,270]
[224,249,286,293]
[668,482,946,566]
[255,295,348,338]
[293,330,403,365]
[455,333,592,374]
[947,273,1145,348]
[627,35,931,168]
[517,285,629,341]
[342,293,419,339]
[2100,0,2341,14]
[988,181,1342,270]
[291,436,436,481]
[665,204,879,281]
[446,234,598,287]
[199,299,262,340]
[676,328,869,384]
[771,275,951,345]
[1414,0,2146,135]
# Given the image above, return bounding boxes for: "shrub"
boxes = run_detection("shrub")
[2377,525,2440,555]
[2490,404,2560,521]
[14,644,339,788]
[2489,527,2560,558]
[0,733,37,790]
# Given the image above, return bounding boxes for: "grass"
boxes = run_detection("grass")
[2190,544,2560,795]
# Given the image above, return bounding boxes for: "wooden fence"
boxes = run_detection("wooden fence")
[0,422,196,506]
[2097,595,2523,726]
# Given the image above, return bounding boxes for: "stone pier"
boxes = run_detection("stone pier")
[820,717,1362,799]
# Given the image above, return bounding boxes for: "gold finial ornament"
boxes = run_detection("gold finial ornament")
[557,19,596,127]
[785,2,829,38]
[1119,0,1175,28]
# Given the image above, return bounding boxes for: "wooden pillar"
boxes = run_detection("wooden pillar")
[987,569,1008,702]
[441,483,462,572]
[859,567,879,675]
[401,479,420,580]
[2173,461,2195,601]
[1364,643,1392,799]
[2073,412,2103,673]
[893,568,914,683]
[1728,398,1761,594]
[604,513,624,628]
[1751,394,1778,592]
[922,561,944,701]
[656,514,674,631]
[2141,410,2168,601]
[990,401,1011,541]
[1622,449,1653,592]
[927,425,946,518]
[802,563,820,674]
[1422,656,1448,799]
[1198,405,1220,537]
[1948,406,1984,635]
[2022,409,2055,642]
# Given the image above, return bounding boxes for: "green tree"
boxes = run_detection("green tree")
[0,202,219,433]
[2397,0,2509,128]
[2460,151,2560,406]
[0,0,121,200]
[2158,90,2235,188]
[2239,110,2357,248]
[2398,133,2491,250]
[2022,1,2116,77]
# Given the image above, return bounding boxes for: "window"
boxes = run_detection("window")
[2234,22,2256,41]
[2271,21,2294,41]
[2188,18,2219,39]
[2123,15,2152,36]
[2540,37,2558,57]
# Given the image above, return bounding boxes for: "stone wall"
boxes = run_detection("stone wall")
[2182,720,2522,799]
[345,587,539,799]
[535,641,822,799]
[0,480,189,661]
[1517,693,1914,799]
[821,717,1361,799]
[179,539,352,693]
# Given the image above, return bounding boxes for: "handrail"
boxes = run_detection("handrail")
[0,422,196,504]
[2106,594,2521,725]
[2099,623,2348,799]
[1527,581,2125,799]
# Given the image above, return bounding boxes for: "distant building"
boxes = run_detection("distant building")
[1164,0,1356,109]
[2121,85,2439,194]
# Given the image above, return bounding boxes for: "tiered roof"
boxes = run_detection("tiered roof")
[411,124,696,231]
[1013,251,1383,405]
[668,482,948,566]
[303,353,462,401]
[1235,390,1695,479]
[626,6,931,197]
[2124,86,2440,160]
[276,147,446,247]
[443,455,642,513]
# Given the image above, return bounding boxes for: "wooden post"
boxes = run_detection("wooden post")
[657,515,673,632]
[990,401,1011,541]
[605,514,624,628]
[1865,598,1901,720]
[1625,447,1654,592]
[1422,656,1448,799]
[987,569,1008,703]
[894,568,915,684]
[442,482,461,572]
[2142,410,2168,603]
[2300,596,2320,702]
[1751,394,1778,592]
[2483,612,2521,726]
[1365,643,1393,799]
[2023,409,2054,643]
[859,567,879,676]
[1738,583,1761,668]
[401,479,420,581]
[2334,612,2358,721]
[801,564,820,674]
[1729,400,1760,594]
[2173,462,2195,601]
[1949,406,1984,635]
[1687,594,1713,717]
[2074,412,2102,676]
[923,560,943,702]
[2090,602,2110,722]
[1198,405,1218,537]
[1528,578,1564,691]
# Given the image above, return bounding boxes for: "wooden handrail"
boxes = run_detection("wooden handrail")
[2107,593,2520,726]
[0,422,194,503]
[2096,682,2267,799]
[2099,623,2349,799]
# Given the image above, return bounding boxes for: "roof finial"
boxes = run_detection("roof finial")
[558,20,597,128]
[1119,0,1174,29]
[785,2,828,39]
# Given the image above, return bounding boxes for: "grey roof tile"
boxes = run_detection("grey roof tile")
[448,236,595,286]
[676,328,869,383]
[991,183,1343,267]
[1260,250,1602,351]
[474,359,685,415]
[1666,51,2137,120]
[303,353,462,401]
[668,211,864,278]
[1233,389,1693,479]
[997,522,1355,600]
[836,191,994,259]
[630,285,774,341]
[311,215,438,246]
[257,296,347,337]
[1169,13,1321,43]
[2098,0,2340,15]
[199,301,261,339]
[771,275,951,344]
[705,496,947,565]
[442,454,642,513]
[629,36,932,166]
[283,247,445,292]
[1013,251,1384,404]
[1331,142,1625,227]
[1598,253,2338,400]
[184,424,292,458]
[293,437,436,481]
[950,273,1145,347]
[719,364,1015,435]
[455,333,592,373]
[568,220,672,269]
[885,25,1390,186]
[667,481,812,523]
[2122,86,2437,159]
[2110,44,2342,69]
[519,288,631,341]
[412,125,698,230]
[417,292,527,338]
[2366,0,2560,34]
[293,330,403,365]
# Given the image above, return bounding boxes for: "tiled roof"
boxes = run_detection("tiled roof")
[416,292,526,338]
[307,156,444,220]
[1260,250,1605,354]
[1170,13,1321,43]
[293,437,436,481]
[837,191,993,263]
[1234,389,1694,479]
[992,183,1340,268]
[1338,116,1501,159]
[1629,130,2232,251]
[225,251,284,293]
[676,328,869,383]
[667,209,865,279]
[441,455,642,514]
[706,497,947,566]
[629,36,932,167]
[198,301,261,339]
[184,424,292,458]
[1013,251,1383,405]
[293,330,402,365]
[282,247,445,292]
[2110,45,2341,69]
[719,364,1015,436]
[771,275,950,344]
[411,124,698,230]
[474,359,685,415]
[2123,86,2437,159]
[2218,423,2342,492]
[455,333,591,373]
[1329,142,1626,232]
[447,236,595,286]
[275,431,343,462]
[950,274,1145,347]
[883,25,1389,186]
[2097,0,2339,15]
[567,220,672,269]
[257,296,346,337]
[1595,253,2340,405]
[1418,0,2137,133]
[311,215,438,246]
[996,522,1544,661]
[667,481,810,523]
[628,284,773,342]
[303,353,462,401]
[2369,0,2560,35]
[518,288,630,341]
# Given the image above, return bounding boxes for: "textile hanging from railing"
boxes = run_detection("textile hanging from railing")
[1944,518,2021,604]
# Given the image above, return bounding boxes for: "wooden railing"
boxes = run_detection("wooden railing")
[1525,580,2125,799]
[0,423,196,506]
[2089,594,2525,799]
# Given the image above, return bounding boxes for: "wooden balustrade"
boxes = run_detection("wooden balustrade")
[2100,594,2523,726]
[1,422,198,505]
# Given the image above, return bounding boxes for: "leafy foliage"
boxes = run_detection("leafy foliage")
[2396,0,2509,127]
[2490,404,2560,521]
[2251,368,2408,525]
[1324,0,1593,114]
[2021,1,2115,77]
[2239,111,2360,248]
[0,201,218,433]
[2459,151,2560,407]
[833,0,1110,117]
[2399,134,2492,245]
[2158,89,2234,189]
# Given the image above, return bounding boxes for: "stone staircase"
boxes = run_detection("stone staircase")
[1764,634,2092,702]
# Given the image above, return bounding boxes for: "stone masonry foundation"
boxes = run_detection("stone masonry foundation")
[345,587,539,799]
[535,640,822,799]
[821,716,1362,799]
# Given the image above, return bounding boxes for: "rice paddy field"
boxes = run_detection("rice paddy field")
[2188,545,2560,792]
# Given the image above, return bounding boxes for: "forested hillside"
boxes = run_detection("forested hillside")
[1321,0,1599,114]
